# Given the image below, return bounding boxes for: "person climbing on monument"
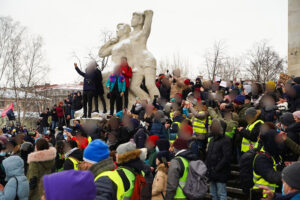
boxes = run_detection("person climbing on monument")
[93,61,107,114]
[120,57,132,109]
[106,65,126,115]
[74,61,97,118]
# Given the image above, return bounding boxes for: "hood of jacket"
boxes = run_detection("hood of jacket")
[2,156,25,181]
[27,147,56,163]
[287,122,300,133]
[89,157,115,178]
[156,163,168,174]
[176,149,198,161]
[68,148,83,161]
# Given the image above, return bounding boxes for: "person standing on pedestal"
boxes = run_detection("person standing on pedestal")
[74,62,96,118]
[120,57,132,109]
[92,62,107,113]
[106,66,126,115]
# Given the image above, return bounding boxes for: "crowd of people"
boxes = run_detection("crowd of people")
[1,57,300,200]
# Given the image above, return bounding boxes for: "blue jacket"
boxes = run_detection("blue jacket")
[0,156,29,200]
[150,120,166,139]
[106,73,126,93]
[274,192,300,200]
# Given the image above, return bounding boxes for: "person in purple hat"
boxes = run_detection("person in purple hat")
[41,170,96,200]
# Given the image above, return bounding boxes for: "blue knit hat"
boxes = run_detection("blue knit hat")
[83,139,109,164]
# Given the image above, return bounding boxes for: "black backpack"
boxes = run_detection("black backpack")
[239,148,261,194]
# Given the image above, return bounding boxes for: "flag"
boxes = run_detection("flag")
[1,103,14,118]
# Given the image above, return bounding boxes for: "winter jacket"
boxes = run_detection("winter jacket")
[75,66,96,91]
[117,149,153,200]
[27,147,56,200]
[150,121,167,139]
[0,155,7,186]
[40,112,49,127]
[182,87,192,100]
[0,156,29,200]
[206,134,232,183]
[56,106,64,118]
[121,64,132,88]
[253,152,282,188]
[50,108,58,122]
[89,157,119,200]
[94,68,104,95]
[134,127,149,148]
[240,120,262,143]
[152,163,168,200]
[274,192,300,200]
[106,73,126,93]
[165,150,198,200]
[159,84,170,101]
[283,122,300,161]
[64,148,83,170]
[284,137,300,161]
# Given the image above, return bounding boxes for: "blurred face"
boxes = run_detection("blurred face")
[121,58,127,65]
[145,140,155,149]
[294,116,300,122]
[246,115,256,124]
[262,96,275,107]
[114,66,121,74]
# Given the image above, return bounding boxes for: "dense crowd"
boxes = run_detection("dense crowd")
[1,57,300,200]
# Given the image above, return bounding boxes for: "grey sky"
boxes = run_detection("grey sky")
[0,0,287,84]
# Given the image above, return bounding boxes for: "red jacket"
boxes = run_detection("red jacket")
[121,64,132,88]
[56,106,64,118]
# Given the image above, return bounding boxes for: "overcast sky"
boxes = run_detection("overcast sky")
[0,0,287,84]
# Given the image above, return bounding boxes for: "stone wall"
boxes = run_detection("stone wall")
[288,0,300,76]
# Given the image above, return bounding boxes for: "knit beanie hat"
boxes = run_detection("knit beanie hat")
[184,79,190,85]
[245,107,257,117]
[266,81,276,90]
[43,170,96,200]
[234,95,245,105]
[156,139,170,151]
[293,111,300,120]
[83,139,109,164]
[280,113,296,126]
[116,141,136,155]
[147,135,160,146]
[282,162,300,190]
[173,138,188,150]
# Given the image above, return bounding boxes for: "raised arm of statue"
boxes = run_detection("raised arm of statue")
[142,10,153,37]
[98,38,119,58]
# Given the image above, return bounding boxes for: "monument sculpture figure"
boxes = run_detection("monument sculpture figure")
[99,10,160,101]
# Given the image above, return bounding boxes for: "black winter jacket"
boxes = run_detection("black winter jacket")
[206,134,232,183]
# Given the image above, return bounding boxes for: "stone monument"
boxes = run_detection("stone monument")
[99,10,160,101]
[288,0,300,76]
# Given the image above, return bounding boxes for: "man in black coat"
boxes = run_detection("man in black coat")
[94,66,107,113]
[206,119,232,200]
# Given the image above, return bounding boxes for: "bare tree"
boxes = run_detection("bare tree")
[72,29,113,77]
[246,40,285,82]
[204,40,226,80]
[0,17,49,123]
[158,53,189,77]
[219,56,243,80]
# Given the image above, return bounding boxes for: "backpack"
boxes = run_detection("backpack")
[239,148,260,193]
[177,158,208,200]
[130,173,150,200]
